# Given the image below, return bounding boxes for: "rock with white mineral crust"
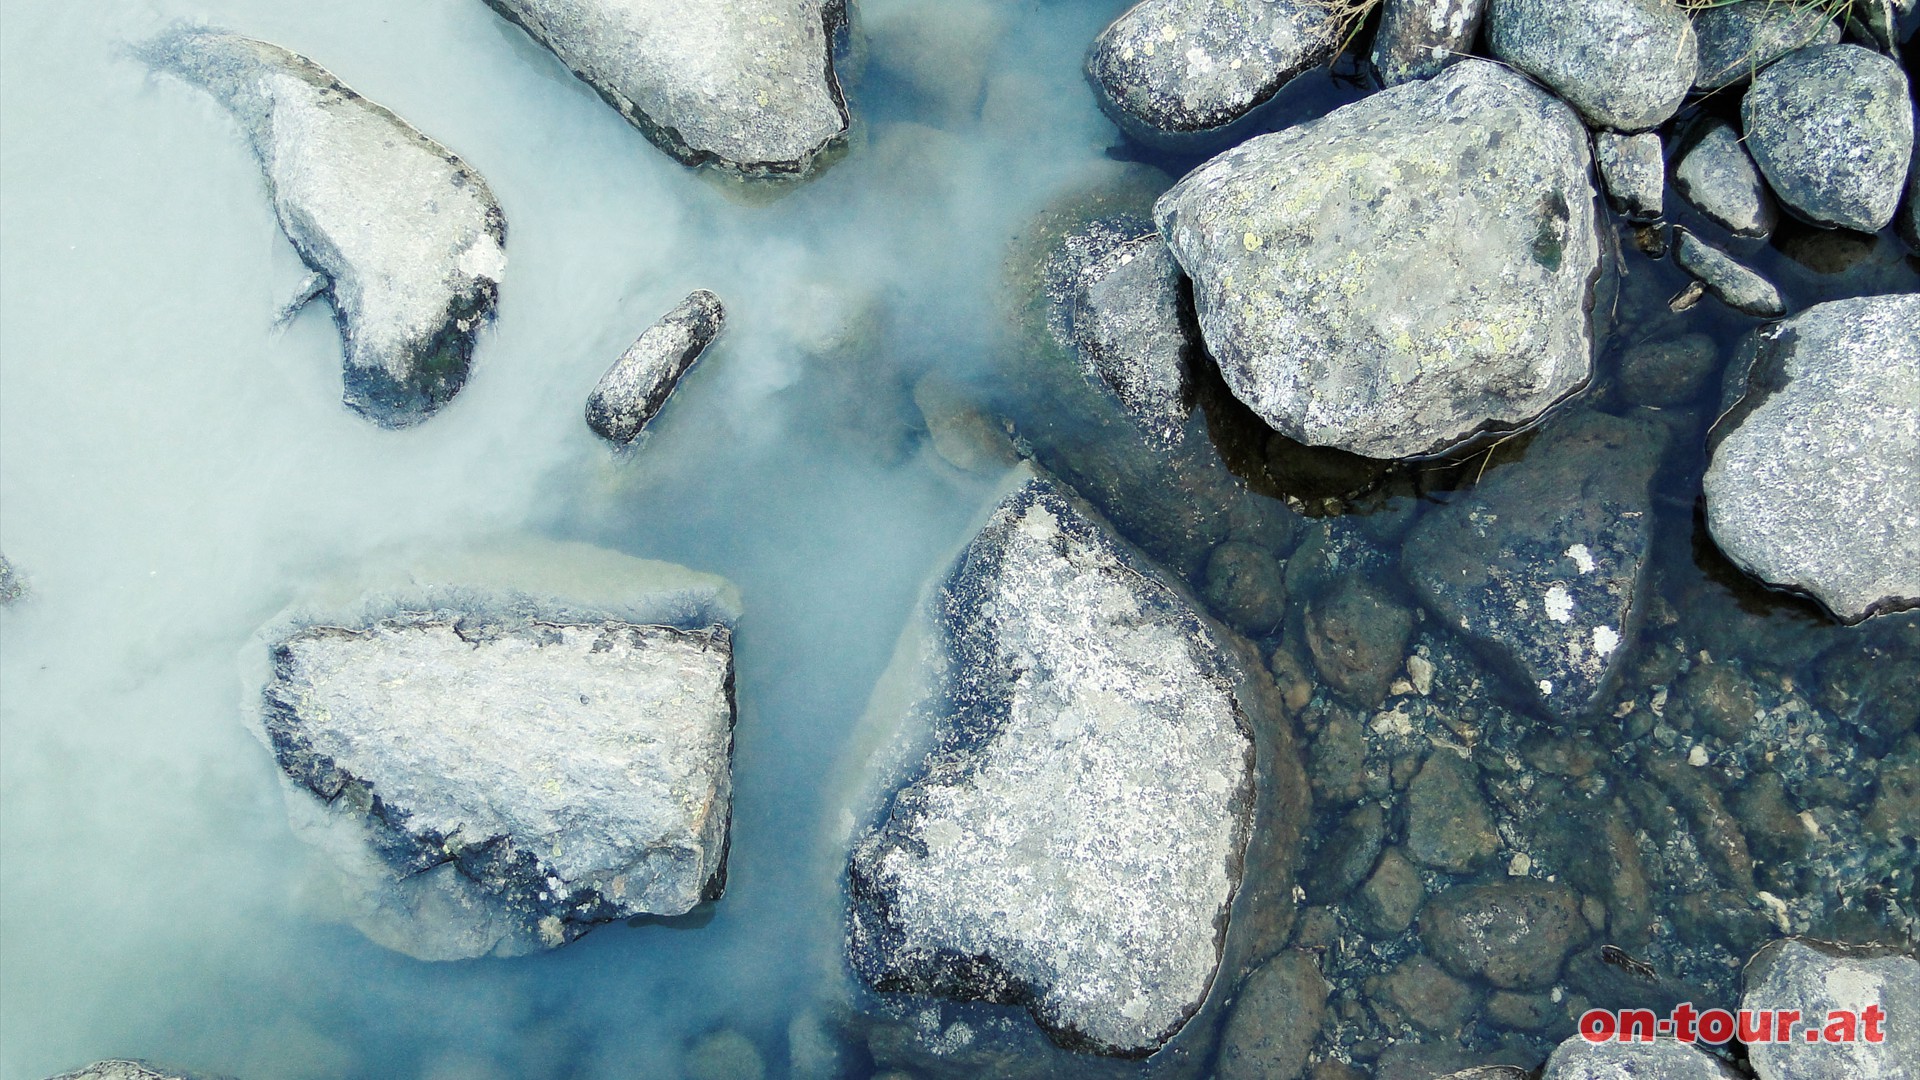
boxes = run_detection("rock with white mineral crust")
[845,468,1301,1058]
[482,0,849,177]
[1595,131,1665,222]
[1742,938,1920,1080]
[251,542,740,960]
[145,28,505,428]
[1370,0,1487,87]
[586,289,724,446]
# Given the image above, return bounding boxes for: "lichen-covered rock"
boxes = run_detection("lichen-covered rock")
[1704,295,1920,622]
[586,289,724,445]
[482,0,849,176]
[46,1063,204,1080]
[1672,230,1784,317]
[845,468,1300,1057]
[1487,0,1697,132]
[1691,0,1840,91]
[1595,131,1664,222]
[1043,216,1195,450]
[1085,0,1340,148]
[1674,119,1777,237]
[1743,938,1920,1080]
[1741,44,1915,233]
[250,542,740,960]
[1421,879,1586,990]
[0,553,24,606]
[145,28,505,427]
[1403,411,1664,721]
[1370,0,1488,87]
[1541,1038,1741,1079]
[1155,60,1598,460]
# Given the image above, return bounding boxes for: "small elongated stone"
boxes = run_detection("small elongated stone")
[1672,230,1784,317]
[586,290,724,445]
[1673,120,1777,237]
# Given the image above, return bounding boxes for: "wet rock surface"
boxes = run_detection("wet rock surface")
[1617,332,1718,408]
[1741,44,1915,234]
[1487,0,1697,132]
[1691,0,1840,91]
[482,0,849,177]
[1704,294,1920,622]
[145,28,505,427]
[1541,1037,1741,1079]
[1404,411,1665,720]
[254,543,740,960]
[1422,879,1586,990]
[844,470,1284,1057]
[1370,0,1487,87]
[1673,119,1777,237]
[1672,230,1784,317]
[1305,578,1414,709]
[586,289,724,446]
[1156,59,1598,459]
[1086,0,1340,147]
[1216,949,1330,1080]
[1595,131,1664,222]
[1404,752,1500,873]
[1743,938,1920,1080]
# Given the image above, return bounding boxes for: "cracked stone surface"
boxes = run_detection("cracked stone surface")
[145,28,505,427]
[587,289,725,445]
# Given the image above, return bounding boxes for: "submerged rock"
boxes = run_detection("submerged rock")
[1421,879,1586,990]
[1672,230,1784,317]
[1043,216,1195,450]
[252,542,740,960]
[1370,0,1488,87]
[1155,59,1598,460]
[145,28,505,428]
[586,289,724,445]
[1403,411,1664,720]
[1404,752,1500,873]
[1487,0,1697,132]
[1617,332,1718,408]
[1673,119,1778,237]
[1743,938,1920,1080]
[1692,0,1840,91]
[1085,0,1340,148]
[1216,950,1330,1080]
[1741,44,1914,233]
[1595,131,1664,222]
[1704,294,1920,622]
[845,468,1301,1057]
[482,0,849,177]
[1541,1038,1741,1079]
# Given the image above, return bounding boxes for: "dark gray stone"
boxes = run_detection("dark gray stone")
[1900,145,1919,251]
[1403,411,1665,721]
[1305,802,1385,903]
[1618,332,1718,408]
[1305,579,1414,710]
[1692,0,1840,91]
[1422,879,1587,990]
[1374,955,1479,1034]
[1487,0,1697,132]
[482,0,849,177]
[1743,939,1920,1080]
[1308,709,1369,805]
[1216,950,1330,1080]
[1204,540,1289,635]
[145,29,505,428]
[1405,752,1500,873]
[586,289,723,445]
[1674,119,1778,237]
[1541,1037,1741,1079]
[1741,44,1915,233]
[1704,294,1920,622]
[1595,131,1664,222]
[1355,847,1426,938]
[1370,0,1488,87]
[1156,59,1598,460]
[1086,0,1340,148]
[1672,230,1784,317]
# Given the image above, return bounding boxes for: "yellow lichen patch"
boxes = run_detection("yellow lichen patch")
[1243,231,1263,251]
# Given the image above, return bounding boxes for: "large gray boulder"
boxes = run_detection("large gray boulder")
[1743,938,1920,1080]
[1704,295,1920,623]
[845,467,1301,1057]
[145,29,505,428]
[1674,119,1778,238]
[1403,411,1664,721]
[250,542,740,960]
[482,0,849,176]
[1370,0,1488,87]
[1541,1038,1741,1079]
[1487,0,1697,132]
[1691,0,1840,91]
[586,289,724,446]
[1085,0,1340,148]
[1154,59,1598,460]
[1741,44,1915,233]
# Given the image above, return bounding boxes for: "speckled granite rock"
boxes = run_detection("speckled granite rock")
[0,553,24,605]
[1370,0,1487,87]
[1673,230,1784,317]
[251,542,740,960]
[1043,216,1195,450]
[46,1063,205,1080]
[1704,295,1920,622]
[1743,938,1920,1080]
[1595,131,1664,221]
[1403,411,1664,720]
[587,289,724,445]
[1741,44,1914,233]
[845,468,1295,1057]
[1086,0,1340,148]
[1692,0,1840,91]
[1488,0,1697,132]
[482,0,849,176]
[145,28,505,427]
[1674,119,1777,237]
[1541,1038,1741,1079]
[1155,59,1597,459]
